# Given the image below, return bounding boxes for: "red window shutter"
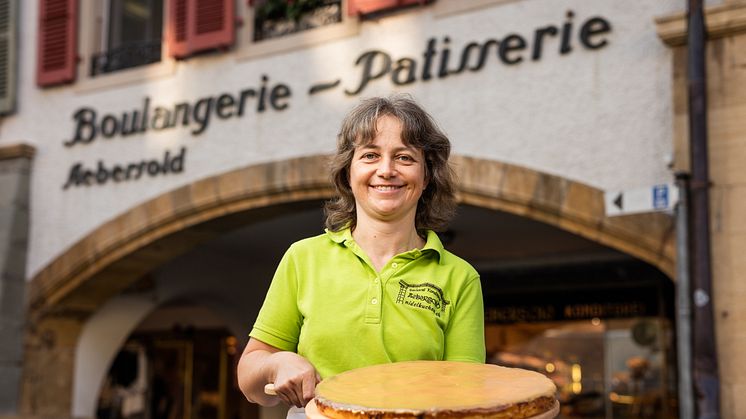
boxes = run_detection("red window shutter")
[189,0,234,52]
[348,0,428,17]
[36,0,77,87]
[167,0,190,58]
[167,0,234,59]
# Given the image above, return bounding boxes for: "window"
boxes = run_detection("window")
[39,0,236,88]
[90,0,236,73]
[252,0,343,42]
[249,0,432,43]
[91,0,163,76]
[236,0,433,61]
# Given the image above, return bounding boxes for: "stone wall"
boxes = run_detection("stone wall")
[0,145,34,415]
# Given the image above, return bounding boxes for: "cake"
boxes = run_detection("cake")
[311,360,558,419]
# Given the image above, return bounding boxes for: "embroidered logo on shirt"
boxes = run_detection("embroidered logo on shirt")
[396,280,450,317]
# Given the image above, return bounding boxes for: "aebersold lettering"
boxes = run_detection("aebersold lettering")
[63,147,186,189]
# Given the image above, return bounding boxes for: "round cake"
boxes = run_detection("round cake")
[313,361,558,419]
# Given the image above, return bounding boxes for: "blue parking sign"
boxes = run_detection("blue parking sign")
[652,184,668,210]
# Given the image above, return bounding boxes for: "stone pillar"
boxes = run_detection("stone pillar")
[657,3,746,417]
[19,316,84,419]
[0,145,34,417]
[702,30,746,419]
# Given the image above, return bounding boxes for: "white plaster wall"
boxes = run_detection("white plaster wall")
[0,0,683,278]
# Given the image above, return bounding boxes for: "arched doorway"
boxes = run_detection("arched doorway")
[90,299,255,419]
[23,156,677,418]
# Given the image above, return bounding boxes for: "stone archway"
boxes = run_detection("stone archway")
[22,154,675,418]
[452,155,675,277]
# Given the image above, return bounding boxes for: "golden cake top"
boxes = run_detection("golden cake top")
[314,360,556,413]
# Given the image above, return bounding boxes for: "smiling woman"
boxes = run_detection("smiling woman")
[237,95,485,414]
[347,115,427,231]
[325,95,456,235]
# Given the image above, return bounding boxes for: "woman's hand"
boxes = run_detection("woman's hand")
[237,338,320,408]
[269,351,321,407]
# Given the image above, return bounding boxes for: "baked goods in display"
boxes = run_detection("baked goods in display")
[312,360,558,419]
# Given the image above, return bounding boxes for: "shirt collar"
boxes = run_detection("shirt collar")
[422,229,445,263]
[326,226,353,244]
[325,227,444,263]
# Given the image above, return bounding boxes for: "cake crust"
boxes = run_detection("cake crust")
[315,396,556,419]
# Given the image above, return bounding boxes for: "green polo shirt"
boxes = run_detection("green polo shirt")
[249,227,485,379]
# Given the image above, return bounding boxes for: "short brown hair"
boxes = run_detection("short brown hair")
[324,95,456,233]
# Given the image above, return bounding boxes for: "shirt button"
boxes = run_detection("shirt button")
[392,262,398,268]
[371,298,378,305]
[374,279,379,284]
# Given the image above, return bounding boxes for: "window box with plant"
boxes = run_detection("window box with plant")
[252,0,342,41]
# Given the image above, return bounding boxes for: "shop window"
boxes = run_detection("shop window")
[36,0,77,87]
[486,318,677,419]
[91,0,164,76]
[96,333,253,419]
[481,261,679,419]
[252,0,343,42]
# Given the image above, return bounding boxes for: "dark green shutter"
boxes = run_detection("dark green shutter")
[0,0,17,114]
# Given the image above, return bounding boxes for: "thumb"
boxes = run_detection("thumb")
[302,373,317,404]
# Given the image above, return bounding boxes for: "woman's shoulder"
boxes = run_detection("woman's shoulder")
[288,231,329,249]
[285,230,343,255]
[424,230,479,279]
[439,248,480,279]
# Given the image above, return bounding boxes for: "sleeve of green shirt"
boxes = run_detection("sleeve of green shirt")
[249,245,303,352]
[443,276,486,363]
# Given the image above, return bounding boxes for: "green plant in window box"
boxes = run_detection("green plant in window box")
[256,0,326,23]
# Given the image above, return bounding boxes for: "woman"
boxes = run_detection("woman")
[237,95,485,410]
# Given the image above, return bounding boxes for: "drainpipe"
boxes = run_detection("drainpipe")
[687,0,720,417]
[675,173,694,419]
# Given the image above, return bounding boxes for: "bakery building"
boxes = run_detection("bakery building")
[0,0,744,418]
